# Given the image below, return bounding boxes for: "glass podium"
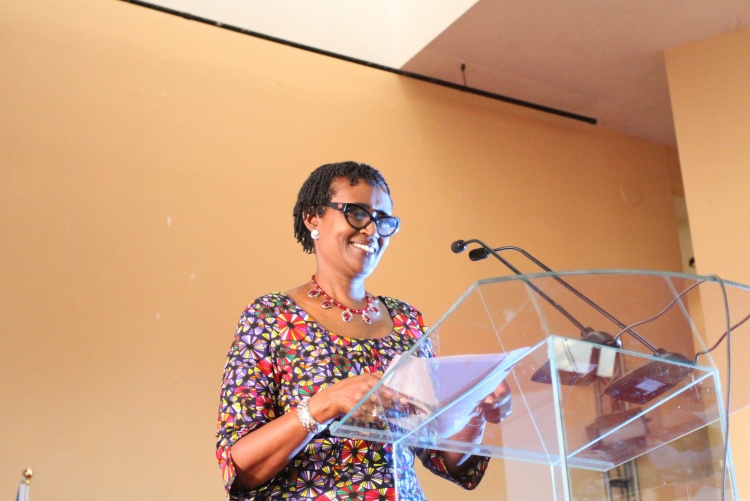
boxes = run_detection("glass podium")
[329,271,750,500]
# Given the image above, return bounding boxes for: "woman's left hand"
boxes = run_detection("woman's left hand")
[474,381,512,424]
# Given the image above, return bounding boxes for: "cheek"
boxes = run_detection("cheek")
[379,239,391,253]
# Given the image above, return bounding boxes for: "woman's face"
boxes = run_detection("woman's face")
[308,177,394,280]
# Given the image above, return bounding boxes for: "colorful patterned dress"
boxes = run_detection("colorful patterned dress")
[216,292,488,500]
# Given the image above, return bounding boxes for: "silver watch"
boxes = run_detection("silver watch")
[296,396,327,434]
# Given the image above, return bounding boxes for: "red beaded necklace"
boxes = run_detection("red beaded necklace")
[308,275,380,324]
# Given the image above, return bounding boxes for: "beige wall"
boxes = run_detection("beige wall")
[1,0,686,499]
[667,27,750,499]
[667,28,750,284]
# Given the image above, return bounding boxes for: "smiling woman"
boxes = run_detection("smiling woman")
[215,161,497,500]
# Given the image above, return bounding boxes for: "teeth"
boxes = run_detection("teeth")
[352,242,376,254]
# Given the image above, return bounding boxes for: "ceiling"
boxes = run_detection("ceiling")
[134,0,750,146]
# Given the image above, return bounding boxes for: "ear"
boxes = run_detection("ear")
[303,211,319,232]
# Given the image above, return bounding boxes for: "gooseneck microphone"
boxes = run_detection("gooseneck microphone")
[460,241,662,353]
[453,240,596,339]
[452,238,695,404]
[453,239,622,348]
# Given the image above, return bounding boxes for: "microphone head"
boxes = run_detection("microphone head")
[468,248,490,261]
[451,240,467,253]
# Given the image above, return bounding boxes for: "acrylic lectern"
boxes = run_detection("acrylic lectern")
[329,271,750,500]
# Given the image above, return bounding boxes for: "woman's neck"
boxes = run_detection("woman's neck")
[312,270,367,307]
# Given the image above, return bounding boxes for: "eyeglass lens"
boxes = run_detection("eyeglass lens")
[340,204,399,237]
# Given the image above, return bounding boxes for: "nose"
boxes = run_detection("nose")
[361,219,379,237]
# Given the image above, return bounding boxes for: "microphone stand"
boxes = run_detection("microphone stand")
[465,243,660,353]
[455,239,628,347]
[453,239,695,404]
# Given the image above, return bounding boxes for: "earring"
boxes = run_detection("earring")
[310,229,320,240]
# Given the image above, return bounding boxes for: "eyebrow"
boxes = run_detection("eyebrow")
[334,201,393,216]
[358,203,393,216]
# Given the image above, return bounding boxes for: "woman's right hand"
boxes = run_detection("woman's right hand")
[308,372,385,423]
[230,371,387,490]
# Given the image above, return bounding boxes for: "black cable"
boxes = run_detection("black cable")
[694,312,750,361]
[709,275,732,500]
[606,274,739,498]
[609,280,705,343]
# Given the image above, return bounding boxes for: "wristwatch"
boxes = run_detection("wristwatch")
[296,396,327,434]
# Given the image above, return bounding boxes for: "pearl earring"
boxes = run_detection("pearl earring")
[311,229,320,240]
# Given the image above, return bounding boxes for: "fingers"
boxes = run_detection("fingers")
[317,372,387,418]
[473,382,513,424]
[316,372,434,425]
[480,395,512,424]
[333,374,429,423]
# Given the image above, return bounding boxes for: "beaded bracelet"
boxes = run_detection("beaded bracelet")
[296,396,327,434]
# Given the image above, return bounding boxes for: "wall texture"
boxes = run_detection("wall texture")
[1,0,684,499]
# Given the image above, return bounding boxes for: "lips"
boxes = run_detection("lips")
[351,242,377,254]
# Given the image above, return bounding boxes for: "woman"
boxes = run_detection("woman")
[216,161,502,500]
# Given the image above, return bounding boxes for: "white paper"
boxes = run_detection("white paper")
[382,347,530,438]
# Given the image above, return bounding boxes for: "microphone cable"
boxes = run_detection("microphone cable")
[712,274,732,501]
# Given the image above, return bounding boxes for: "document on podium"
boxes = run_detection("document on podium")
[382,347,530,437]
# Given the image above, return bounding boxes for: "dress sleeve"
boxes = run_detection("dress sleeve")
[417,449,490,490]
[215,302,279,496]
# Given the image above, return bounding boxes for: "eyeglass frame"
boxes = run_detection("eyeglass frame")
[325,202,400,237]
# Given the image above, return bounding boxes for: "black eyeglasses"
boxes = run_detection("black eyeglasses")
[326,202,400,237]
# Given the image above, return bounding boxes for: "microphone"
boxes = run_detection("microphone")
[451,239,468,254]
[458,239,621,346]
[460,240,664,352]
[456,238,620,387]
[454,238,695,403]
[469,248,490,261]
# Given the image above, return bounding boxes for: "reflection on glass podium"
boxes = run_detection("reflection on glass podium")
[330,271,750,500]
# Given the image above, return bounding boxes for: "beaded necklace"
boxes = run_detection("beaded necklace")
[308,275,379,324]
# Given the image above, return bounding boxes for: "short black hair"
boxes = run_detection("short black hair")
[293,161,391,253]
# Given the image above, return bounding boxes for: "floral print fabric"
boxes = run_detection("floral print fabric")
[216,292,488,500]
